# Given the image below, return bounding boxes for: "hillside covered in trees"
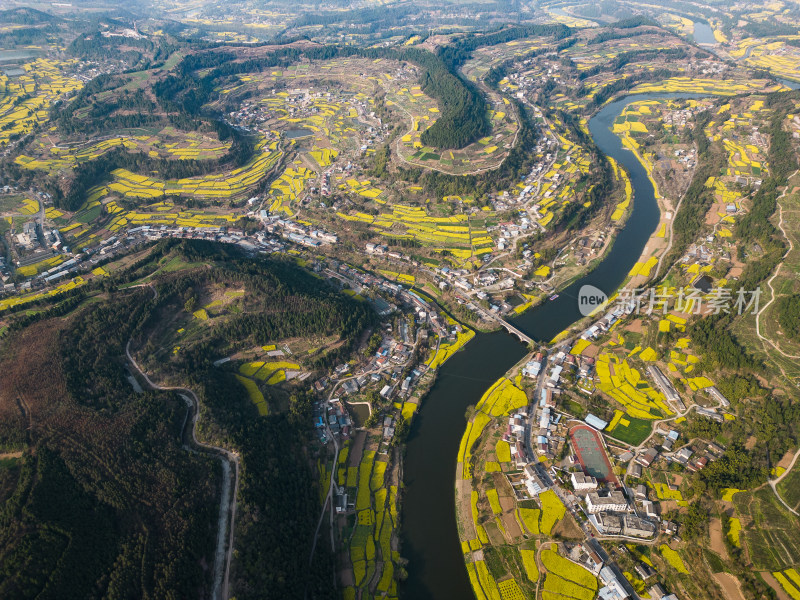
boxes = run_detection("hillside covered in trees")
[0,241,374,599]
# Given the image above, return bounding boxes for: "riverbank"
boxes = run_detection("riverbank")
[453,367,585,600]
[401,89,719,599]
[401,329,529,599]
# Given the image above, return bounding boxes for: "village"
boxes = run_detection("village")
[454,278,748,600]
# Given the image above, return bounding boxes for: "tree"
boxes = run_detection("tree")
[391,415,409,447]
[682,503,709,539]
[365,332,382,356]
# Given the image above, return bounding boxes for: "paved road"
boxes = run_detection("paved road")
[756,172,800,360]
[36,195,45,230]
[468,301,534,344]
[769,447,800,516]
[126,340,239,600]
[524,352,547,460]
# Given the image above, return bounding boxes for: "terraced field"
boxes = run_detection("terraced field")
[0,276,87,312]
[595,352,673,420]
[630,77,788,96]
[540,547,598,600]
[102,200,240,233]
[772,568,800,600]
[15,130,232,172]
[733,487,800,571]
[457,376,528,479]
[613,101,666,200]
[337,204,496,266]
[731,38,800,82]
[0,58,83,147]
[776,466,800,514]
[344,445,401,600]
[94,141,282,201]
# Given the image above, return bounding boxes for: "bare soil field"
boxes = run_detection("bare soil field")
[714,573,746,600]
[761,572,792,600]
[708,517,729,560]
[348,430,366,468]
[776,450,796,471]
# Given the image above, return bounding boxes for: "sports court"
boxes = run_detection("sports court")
[569,424,618,486]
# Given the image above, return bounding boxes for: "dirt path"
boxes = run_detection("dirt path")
[306,328,431,595]
[535,541,555,600]
[772,448,800,487]
[306,365,391,593]
[456,479,477,540]
[655,142,697,279]
[747,173,800,514]
[126,340,239,600]
[391,97,516,176]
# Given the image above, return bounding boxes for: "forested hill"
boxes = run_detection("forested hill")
[0,241,375,599]
[0,313,220,600]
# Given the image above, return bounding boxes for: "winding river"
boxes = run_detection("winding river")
[400,92,708,599]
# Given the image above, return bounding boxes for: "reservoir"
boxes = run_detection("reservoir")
[693,21,717,46]
[284,127,314,140]
[401,91,705,599]
[0,49,43,62]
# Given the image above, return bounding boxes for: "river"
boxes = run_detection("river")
[400,91,708,599]
[694,19,800,88]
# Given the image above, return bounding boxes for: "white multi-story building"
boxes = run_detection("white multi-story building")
[571,472,599,491]
[586,491,628,514]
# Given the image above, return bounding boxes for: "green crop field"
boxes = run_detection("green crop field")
[606,415,652,446]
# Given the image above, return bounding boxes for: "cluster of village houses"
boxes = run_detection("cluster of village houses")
[567,540,682,600]
[476,289,739,598]
[308,257,472,513]
[0,181,342,303]
[227,84,390,153]
[501,399,666,540]
[489,364,703,600]
[310,257,459,449]
[0,219,292,297]
[496,389,686,600]
[258,213,339,247]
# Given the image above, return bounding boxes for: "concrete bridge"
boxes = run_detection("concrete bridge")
[474,306,533,344]
[494,317,534,345]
